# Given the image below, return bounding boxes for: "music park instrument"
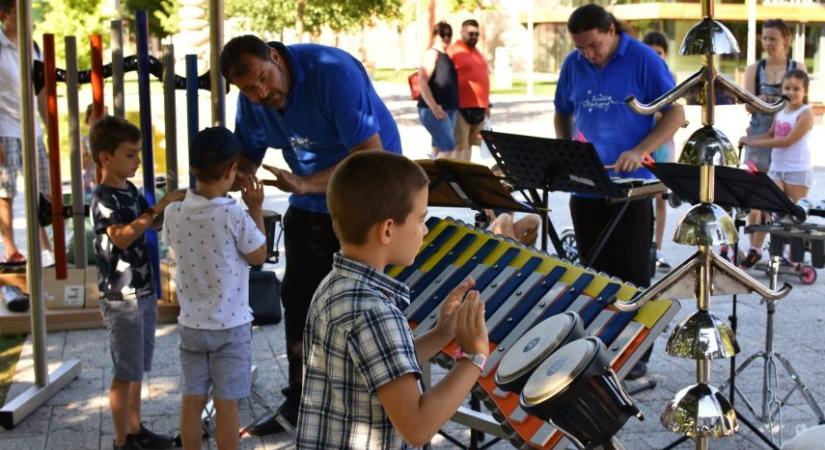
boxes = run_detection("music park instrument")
[495,312,584,395]
[387,217,680,449]
[521,337,639,450]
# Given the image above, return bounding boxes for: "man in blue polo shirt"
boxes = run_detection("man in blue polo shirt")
[219,35,401,433]
[554,5,684,379]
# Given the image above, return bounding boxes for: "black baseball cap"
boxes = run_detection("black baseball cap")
[189,126,243,169]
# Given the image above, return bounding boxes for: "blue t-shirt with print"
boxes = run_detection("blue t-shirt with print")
[233,42,402,214]
[554,32,675,180]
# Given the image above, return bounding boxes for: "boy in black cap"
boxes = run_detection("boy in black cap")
[90,115,183,450]
[162,126,267,450]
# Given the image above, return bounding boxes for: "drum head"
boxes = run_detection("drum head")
[495,312,579,387]
[521,337,599,406]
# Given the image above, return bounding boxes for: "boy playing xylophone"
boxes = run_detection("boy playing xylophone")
[297,151,489,449]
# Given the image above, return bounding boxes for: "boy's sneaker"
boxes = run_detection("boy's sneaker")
[128,424,174,449]
[740,249,762,269]
[41,250,55,267]
[656,251,671,272]
[113,437,141,450]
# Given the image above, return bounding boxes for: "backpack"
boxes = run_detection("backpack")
[408,71,420,101]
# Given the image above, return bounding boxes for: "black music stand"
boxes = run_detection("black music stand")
[418,159,534,215]
[648,163,805,220]
[480,130,659,266]
[648,162,803,450]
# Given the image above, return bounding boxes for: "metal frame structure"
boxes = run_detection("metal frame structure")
[616,1,802,449]
[1,0,230,429]
[0,0,81,429]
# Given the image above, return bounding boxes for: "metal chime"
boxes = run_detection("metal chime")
[614,1,795,449]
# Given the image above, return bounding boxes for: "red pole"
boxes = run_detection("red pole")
[43,34,67,279]
[90,34,104,183]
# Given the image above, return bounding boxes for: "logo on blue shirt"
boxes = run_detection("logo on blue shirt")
[289,135,314,150]
[582,91,619,113]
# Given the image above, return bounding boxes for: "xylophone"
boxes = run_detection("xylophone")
[387,217,680,449]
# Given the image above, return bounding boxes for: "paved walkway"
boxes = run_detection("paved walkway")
[3,83,825,449]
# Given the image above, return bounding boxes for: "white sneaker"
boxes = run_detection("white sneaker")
[41,250,55,267]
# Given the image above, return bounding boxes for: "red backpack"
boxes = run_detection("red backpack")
[408,71,420,101]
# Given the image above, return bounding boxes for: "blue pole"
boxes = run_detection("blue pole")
[186,55,199,189]
[136,10,161,298]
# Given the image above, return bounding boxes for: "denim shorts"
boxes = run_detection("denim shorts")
[179,323,252,400]
[99,294,158,382]
[769,169,814,187]
[418,107,457,151]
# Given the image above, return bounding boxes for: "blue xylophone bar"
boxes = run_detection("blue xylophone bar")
[483,256,544,320]
[135,10,160,297]
[539,273,596,321]
[406,238,499,323]
[395,224,457,283]
[488,266,567,343]
[407,234,477,303]
[578,283,621,325]
[412,247,521,334]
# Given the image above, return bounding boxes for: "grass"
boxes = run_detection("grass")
[0,334,26,406]
[372,68,557,96]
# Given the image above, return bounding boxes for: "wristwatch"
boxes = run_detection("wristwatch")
[458,351,487,372]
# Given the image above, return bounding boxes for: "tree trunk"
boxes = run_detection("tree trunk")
[427,0,436,47]
[177,0,209,62]
[296,0,305,43]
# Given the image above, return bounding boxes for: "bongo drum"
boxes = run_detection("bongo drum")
[521,337,641,449]
[495,311,585,394]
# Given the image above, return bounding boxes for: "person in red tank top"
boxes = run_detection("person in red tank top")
[448,19,490,161]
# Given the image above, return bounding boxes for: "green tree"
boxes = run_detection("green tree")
[225,0,296,37]
[33,0,110,68]
[225,0,403,36]
[121,0,180,37]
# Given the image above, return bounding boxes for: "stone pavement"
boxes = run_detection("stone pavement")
[3,83,825,449]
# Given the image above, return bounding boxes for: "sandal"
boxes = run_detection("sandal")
[740,248,762,269]
[2,251,26,265]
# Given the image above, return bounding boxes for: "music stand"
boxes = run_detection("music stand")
[649,163,805,220]
[418,159,533,214]
[649,162,821,449]
[480,130,663,266]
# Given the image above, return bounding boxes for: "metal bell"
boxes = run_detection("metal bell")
[680,18,740,56]
[661,383,738,438]
[674,203,738,246]
[666,310,739,360]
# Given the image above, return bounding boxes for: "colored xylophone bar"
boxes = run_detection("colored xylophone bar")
[387,217,680,450]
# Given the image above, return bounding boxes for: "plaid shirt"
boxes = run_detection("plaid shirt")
[297,253,421,450]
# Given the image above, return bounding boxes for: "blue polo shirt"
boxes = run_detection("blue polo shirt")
[234,42,402,214]
[554,32,674,180]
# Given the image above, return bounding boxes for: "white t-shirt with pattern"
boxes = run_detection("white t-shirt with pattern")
[163,190,266,330]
